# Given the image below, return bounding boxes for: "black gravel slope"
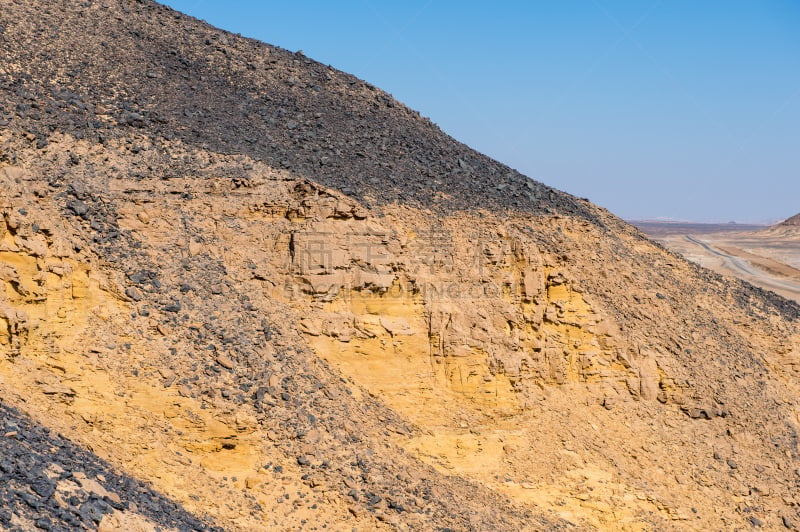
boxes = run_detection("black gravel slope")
[0,401,219,531]
[0,0,598,222]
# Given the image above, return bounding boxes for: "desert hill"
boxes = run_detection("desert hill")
[750,212,800,243]
[2,1,800,530]
[781,213,800,227]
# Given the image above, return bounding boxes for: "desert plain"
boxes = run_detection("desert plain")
[634,218,800,304]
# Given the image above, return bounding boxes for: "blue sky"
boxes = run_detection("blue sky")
[160,1,800,223]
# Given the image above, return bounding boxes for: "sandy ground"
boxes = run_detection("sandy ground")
[633,222,800,304]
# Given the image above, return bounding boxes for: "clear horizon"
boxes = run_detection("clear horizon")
[159,1,800,224]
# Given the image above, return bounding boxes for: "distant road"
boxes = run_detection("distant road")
[685,236,800,299]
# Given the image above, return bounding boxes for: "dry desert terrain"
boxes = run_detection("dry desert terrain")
[634,221,800,303]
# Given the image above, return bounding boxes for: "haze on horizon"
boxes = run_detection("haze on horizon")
[160,0,800,224]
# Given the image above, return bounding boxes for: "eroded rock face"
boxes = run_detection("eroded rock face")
[0,196,94,358]
[2,128,800,528]
[192,179,664,423]
[0,137,558,531]
[279,202,652,411]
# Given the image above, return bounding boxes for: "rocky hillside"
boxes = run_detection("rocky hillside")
[2,1,800,530]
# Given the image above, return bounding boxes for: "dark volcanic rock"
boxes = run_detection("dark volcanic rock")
[66,199,88,217]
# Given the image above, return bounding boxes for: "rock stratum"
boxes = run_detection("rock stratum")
[1,1,800,530]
